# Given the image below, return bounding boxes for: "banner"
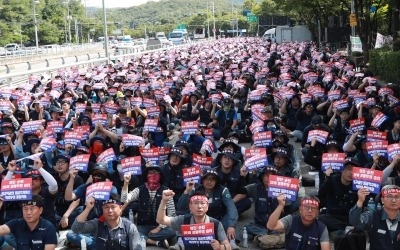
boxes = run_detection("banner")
[121,156,142,175]
[388,143,400,161]
[321,153,346,171]
[104,103,119,114]
[47,120,64,134]
[73,125,90,139]
[371,112,388,128]
[181,223,215,247]
[64,131,83,146]
[333,99,350,110]
[352,167,382,194]
[349,118,365,133]
[181,121,199,135]
[268,175,299,201]
[328,90,341,101]
[253,131,272,147]
[200,139,215,154]
[121,134,145,147]
[245,153,268,171]
[159,147,171,162]
[366,140,388,157]
[244,148,267,160]
[39,137,56,152]
[182,166,202,185]
[139,148,160,165]
[307,130,329,144]
[147,106,160,117]
[192,154,213,169]
[367,130,387,141]
[144,119,158,132]
[69,154,90,171]
[1,178,32,201]
[85,181,113,201]
[142,98,156,108]
[130,97,143,107]
[96,148,116,163]
[0,101,11,113]
[91,114,108,127]
[21,120,44,134]
[15,152,43,163]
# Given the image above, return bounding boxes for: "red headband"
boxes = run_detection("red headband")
[189,195,208,203]
[382,188,400,197]
[301,199,319,207]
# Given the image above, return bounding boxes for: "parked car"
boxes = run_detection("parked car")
[4,43,20,51]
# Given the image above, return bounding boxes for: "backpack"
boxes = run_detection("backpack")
[253,233,285,249]
[334,229,366,250]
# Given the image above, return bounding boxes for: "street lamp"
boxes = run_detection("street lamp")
[33,0,39,52]
[102,0,109,63]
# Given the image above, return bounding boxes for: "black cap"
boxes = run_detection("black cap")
[21,195,43,207]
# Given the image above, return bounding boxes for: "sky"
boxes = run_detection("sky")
[85,0,160,8]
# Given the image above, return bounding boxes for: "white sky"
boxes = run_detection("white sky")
[84,0,160,8]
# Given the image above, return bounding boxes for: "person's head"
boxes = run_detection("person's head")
[299,196,320,225]
[201,168,219,191]
[168,147,186,166]
[21,195,43,224]
[52,154,70,174]
[174,140,191,157]
[380,185,400,211]
[217,139,240,153]
[393,116,400,131]
[325,140,341,153]
[0,138,10,152]
[217,149,238,170]
[338,109,350,121]
[89,163,109,183]
[273,147,291,168]
[222,98,232,112]
[304,103,314,114]
[273,130,289,146]
[204,99,212,109]
[291,95,301,107]
[342,157,359,184]
[189,191,209,217]
[90,137,107,155]
[1,122,14,136]
[61,100,71,111]
[144,165,162,191]
[371,104,382,117]
[258,166,277,186]
[102,193,123,221]
[25,169,43,190]
[118,108,128,119]
[311,115,323,129]
[189,93,199,104]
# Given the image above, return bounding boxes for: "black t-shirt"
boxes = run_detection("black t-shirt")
[53,174,84,215]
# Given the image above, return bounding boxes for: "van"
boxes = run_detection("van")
[168,31,188,45]
[4,43,20,51]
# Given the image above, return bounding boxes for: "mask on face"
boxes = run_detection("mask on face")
[233,99,240,104]
[92,141,104,155]
[223,105,231,112]
[267,124,277,132]
[146,172,161,191]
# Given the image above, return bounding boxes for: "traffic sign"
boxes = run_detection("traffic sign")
[177,24,186,29]
[247,15,258,23]
[349,14,357,27]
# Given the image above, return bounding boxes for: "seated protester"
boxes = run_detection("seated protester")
[267,195,330,250]
[0,195,58,250]
[28,101,51,122]
[328,108,351,145]
[178,93,200,122]
[317,157,360,233]
[193,98,215,133]
[174,140,193,166]
[271,130,298,168]
[240,166,293,237]
[161,147,188,205]
[147,115,169,148]
[343,132,372,166]
[114,108,135,135]
[64,163,118,249]
[380,154,400,186]
[269,147,299,178]
[215,149,251,215]
[290,102,317,142]
[349,185,400,250]
[157,190,232,250]
[217,139,244,164]
[279,95,301,132]
[71,194,141,250]
[0,136,16,171]
[130,104,147,135]
[49,105,65,124]
[87,122,119,150]
[87,133,116,171]
[121,165,176,249]
[211,98,238,140]
[305,139,342,185]
[177,168,239,250]
[387,116,400,144]
[52,154,84,229]
[359,104,389,131]
[1,120,17,143]
[300,115,331,156]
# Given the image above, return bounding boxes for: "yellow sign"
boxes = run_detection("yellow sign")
[349,14,357,26]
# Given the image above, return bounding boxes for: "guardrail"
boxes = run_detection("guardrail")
[0,40,209,87]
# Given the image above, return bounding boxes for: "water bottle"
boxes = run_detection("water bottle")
[367,197,376,212]
[314,174,320,189]
[138,235,146,250]
[80,238,87,250]
[377,202,382,211]
[242,227,248,248]
[129,209,134,222]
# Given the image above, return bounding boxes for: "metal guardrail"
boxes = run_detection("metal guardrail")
[0,40,209,87]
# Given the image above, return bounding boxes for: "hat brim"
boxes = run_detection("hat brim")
[216,152,239,165]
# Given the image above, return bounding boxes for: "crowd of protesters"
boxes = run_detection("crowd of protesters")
[0,36,399,250]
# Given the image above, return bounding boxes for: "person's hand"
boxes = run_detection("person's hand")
[119,142,125,152]
[33,158,43,170]
[357,188,370,204]
[69,167,78,179]
[195,130,202,137]
[39,105,44,113]
[197,100,201,105]
[392,154,400,164]
[60,215,69,228]
[149,226,161,235]
[123,173,131,183]
[162,190,175,201]
[18,128,24,137]
[7,160,17,172]
[277,193,286,207]
[207,122,213,128]
[85,196,96,210]
[210,239,221,250]
[226,226,236,240]
[325,168,333,177]
[65,144,73,153]
[372,154,379,165]
[185,181,195,192]
[212,102,217,108]
[310,137,317,147]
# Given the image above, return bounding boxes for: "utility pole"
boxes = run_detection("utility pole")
[207,0,210,38]
[212,1,216,39]
[102,0,109,63]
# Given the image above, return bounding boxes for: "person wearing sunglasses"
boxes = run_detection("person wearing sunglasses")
[267,195,330,250]
[350,185,400,249]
